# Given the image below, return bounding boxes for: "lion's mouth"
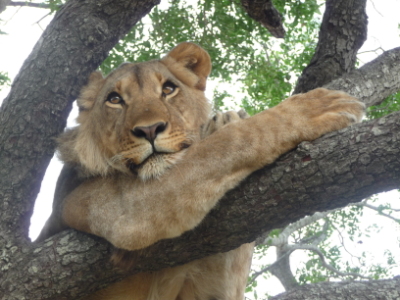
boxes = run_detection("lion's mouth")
[122,141,191,179]
[124,152,172,173]
[125,148,189,180]
[125,153,160,173]
[126,158,139,173]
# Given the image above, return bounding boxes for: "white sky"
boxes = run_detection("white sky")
[0,1,400,298]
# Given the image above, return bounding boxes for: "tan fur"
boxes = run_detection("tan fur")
[38,42,365,299]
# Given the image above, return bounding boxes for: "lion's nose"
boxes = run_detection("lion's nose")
[131,122,167,143]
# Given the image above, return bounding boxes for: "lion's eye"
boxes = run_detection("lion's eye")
[162,81,177,96]
[106,92,124,105]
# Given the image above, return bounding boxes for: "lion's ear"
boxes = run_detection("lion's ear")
[77,71,105,111]
[161,42,211,91]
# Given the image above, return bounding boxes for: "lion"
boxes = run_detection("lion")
[37,42,365,300]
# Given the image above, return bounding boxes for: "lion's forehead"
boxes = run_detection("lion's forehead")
[107,61,173,89]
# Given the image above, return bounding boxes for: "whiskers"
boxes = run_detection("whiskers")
[110,135,195,180]
[110,151,134,164]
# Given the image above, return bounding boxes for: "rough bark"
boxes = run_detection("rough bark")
[268,248,299,291]
[294,0,368,94]
[240,0,285,38]
[0,0,160,298]
[325,47,400,107]
[0,0,159,242]
[271,276,400,300]
[0,0,11,14]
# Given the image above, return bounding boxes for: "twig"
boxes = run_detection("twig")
[330,222,364,266]
[355,202,400,222]
[8,1,50,9]
[368,0,384,18]
[288,245,373,280]
[358,47,385,55]
[33,11,51,30]
[299,219,329,246]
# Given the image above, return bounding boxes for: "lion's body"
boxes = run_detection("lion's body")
[38,42,365,300]
[85,243,253,300]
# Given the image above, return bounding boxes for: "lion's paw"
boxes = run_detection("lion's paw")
[201,109,249,139]
[280,88,365,140]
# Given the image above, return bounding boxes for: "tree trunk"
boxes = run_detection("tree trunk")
[0,0,160,299]
[0,0,159,249]
[294,0,368,94]
[240,0,285,38]
[268,248,299,291]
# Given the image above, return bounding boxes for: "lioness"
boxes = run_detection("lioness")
[38,42,365,299]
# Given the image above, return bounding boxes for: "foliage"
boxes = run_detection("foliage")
[101,0,321,114]
[0,71,10,91]
[367,92,400,119]
[247,194,400,299]
[45,0,65,12]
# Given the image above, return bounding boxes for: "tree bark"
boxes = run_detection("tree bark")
[294,0,368,94]
[325,47,400,107]
[0,0,159,242]
[0,0,160,298]
[268,248,299,291]
[0,0,11,14]
[240,0,285,38]
[270,276,400,300]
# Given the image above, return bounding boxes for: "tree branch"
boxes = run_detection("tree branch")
[270,277,400,300]
[0,0,160,240]
[249,251,291,285]
[264,210,333,246]
[240,0,285,38]
[355,202,400,222]
[0,0,11,14]
[294,0,368,93]
[325,47,400,107]
[288,245,372,280]
[8,1,50,9]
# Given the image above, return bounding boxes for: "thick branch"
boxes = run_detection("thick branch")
[0,0,11,14]
[325,47,400,107]
[0,0,159,240]
[270,277,400,300]
[294,0,367,93]
[268,247,299,291]
[264,210,332,246]
[0,1,160,298]
[240,0,285,38]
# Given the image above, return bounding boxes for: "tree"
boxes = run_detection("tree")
[0,0,399,300]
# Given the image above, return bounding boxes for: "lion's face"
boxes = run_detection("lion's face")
[60,43,212,180]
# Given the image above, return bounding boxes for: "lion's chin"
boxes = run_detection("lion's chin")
[133,151,187,181]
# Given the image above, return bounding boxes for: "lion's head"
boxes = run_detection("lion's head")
[59,42,212,180]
